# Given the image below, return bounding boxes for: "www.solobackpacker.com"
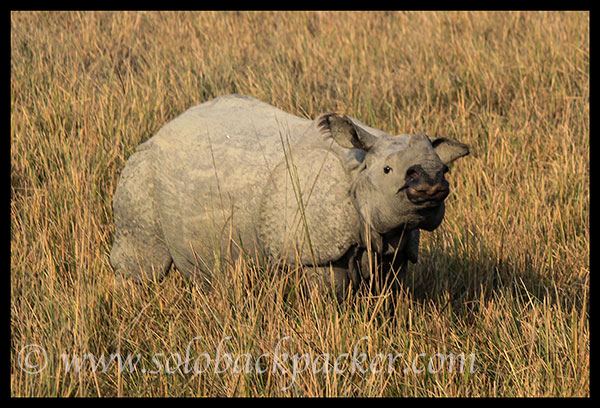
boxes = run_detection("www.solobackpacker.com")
[17,336,477,390]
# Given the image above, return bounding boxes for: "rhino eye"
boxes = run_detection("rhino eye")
[383,165,392,174]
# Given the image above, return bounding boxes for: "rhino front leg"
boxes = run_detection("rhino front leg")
[307,247,360,302]
[380,229,420,293]
[358,229,420,294]
[308,264,352,302]
[380,254,409,293]
[357,248,408,294]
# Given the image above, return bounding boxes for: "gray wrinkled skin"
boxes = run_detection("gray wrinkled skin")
[110,94,469,300]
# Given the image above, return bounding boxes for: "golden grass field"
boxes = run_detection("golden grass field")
[11,11,589,396]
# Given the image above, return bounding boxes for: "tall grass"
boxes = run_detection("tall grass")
[11,11,589,396]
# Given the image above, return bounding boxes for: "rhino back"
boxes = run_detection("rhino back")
[145,95,312,274]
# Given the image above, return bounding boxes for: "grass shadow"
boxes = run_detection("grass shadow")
[402,242,588,325]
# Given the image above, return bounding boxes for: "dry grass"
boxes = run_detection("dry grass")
[11,11,589,397]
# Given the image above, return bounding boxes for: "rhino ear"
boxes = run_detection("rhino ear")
[317,113,378,151]
[432,137,470,164]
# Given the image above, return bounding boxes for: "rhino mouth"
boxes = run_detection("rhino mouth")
[406,187,449,205]
[397,184,449,207]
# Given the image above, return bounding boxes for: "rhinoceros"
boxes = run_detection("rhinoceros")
[110,94,469,300]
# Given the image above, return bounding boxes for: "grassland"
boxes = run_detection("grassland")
[11,11,589,397]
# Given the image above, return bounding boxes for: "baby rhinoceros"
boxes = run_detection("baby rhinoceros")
[110,94,469,300]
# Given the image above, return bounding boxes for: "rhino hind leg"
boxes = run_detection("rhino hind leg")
[110,149,172,283]
[110,226,173,283]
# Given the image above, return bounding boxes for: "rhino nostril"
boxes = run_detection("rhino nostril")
[405,167,420,180]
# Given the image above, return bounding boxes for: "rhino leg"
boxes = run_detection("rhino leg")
[358,250,408,294]
[110,148,172,283]
[308,264,352,303]
[306,249,361,302]
[380,254,409,293]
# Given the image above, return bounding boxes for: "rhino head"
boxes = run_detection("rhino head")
[318,114,469,248]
